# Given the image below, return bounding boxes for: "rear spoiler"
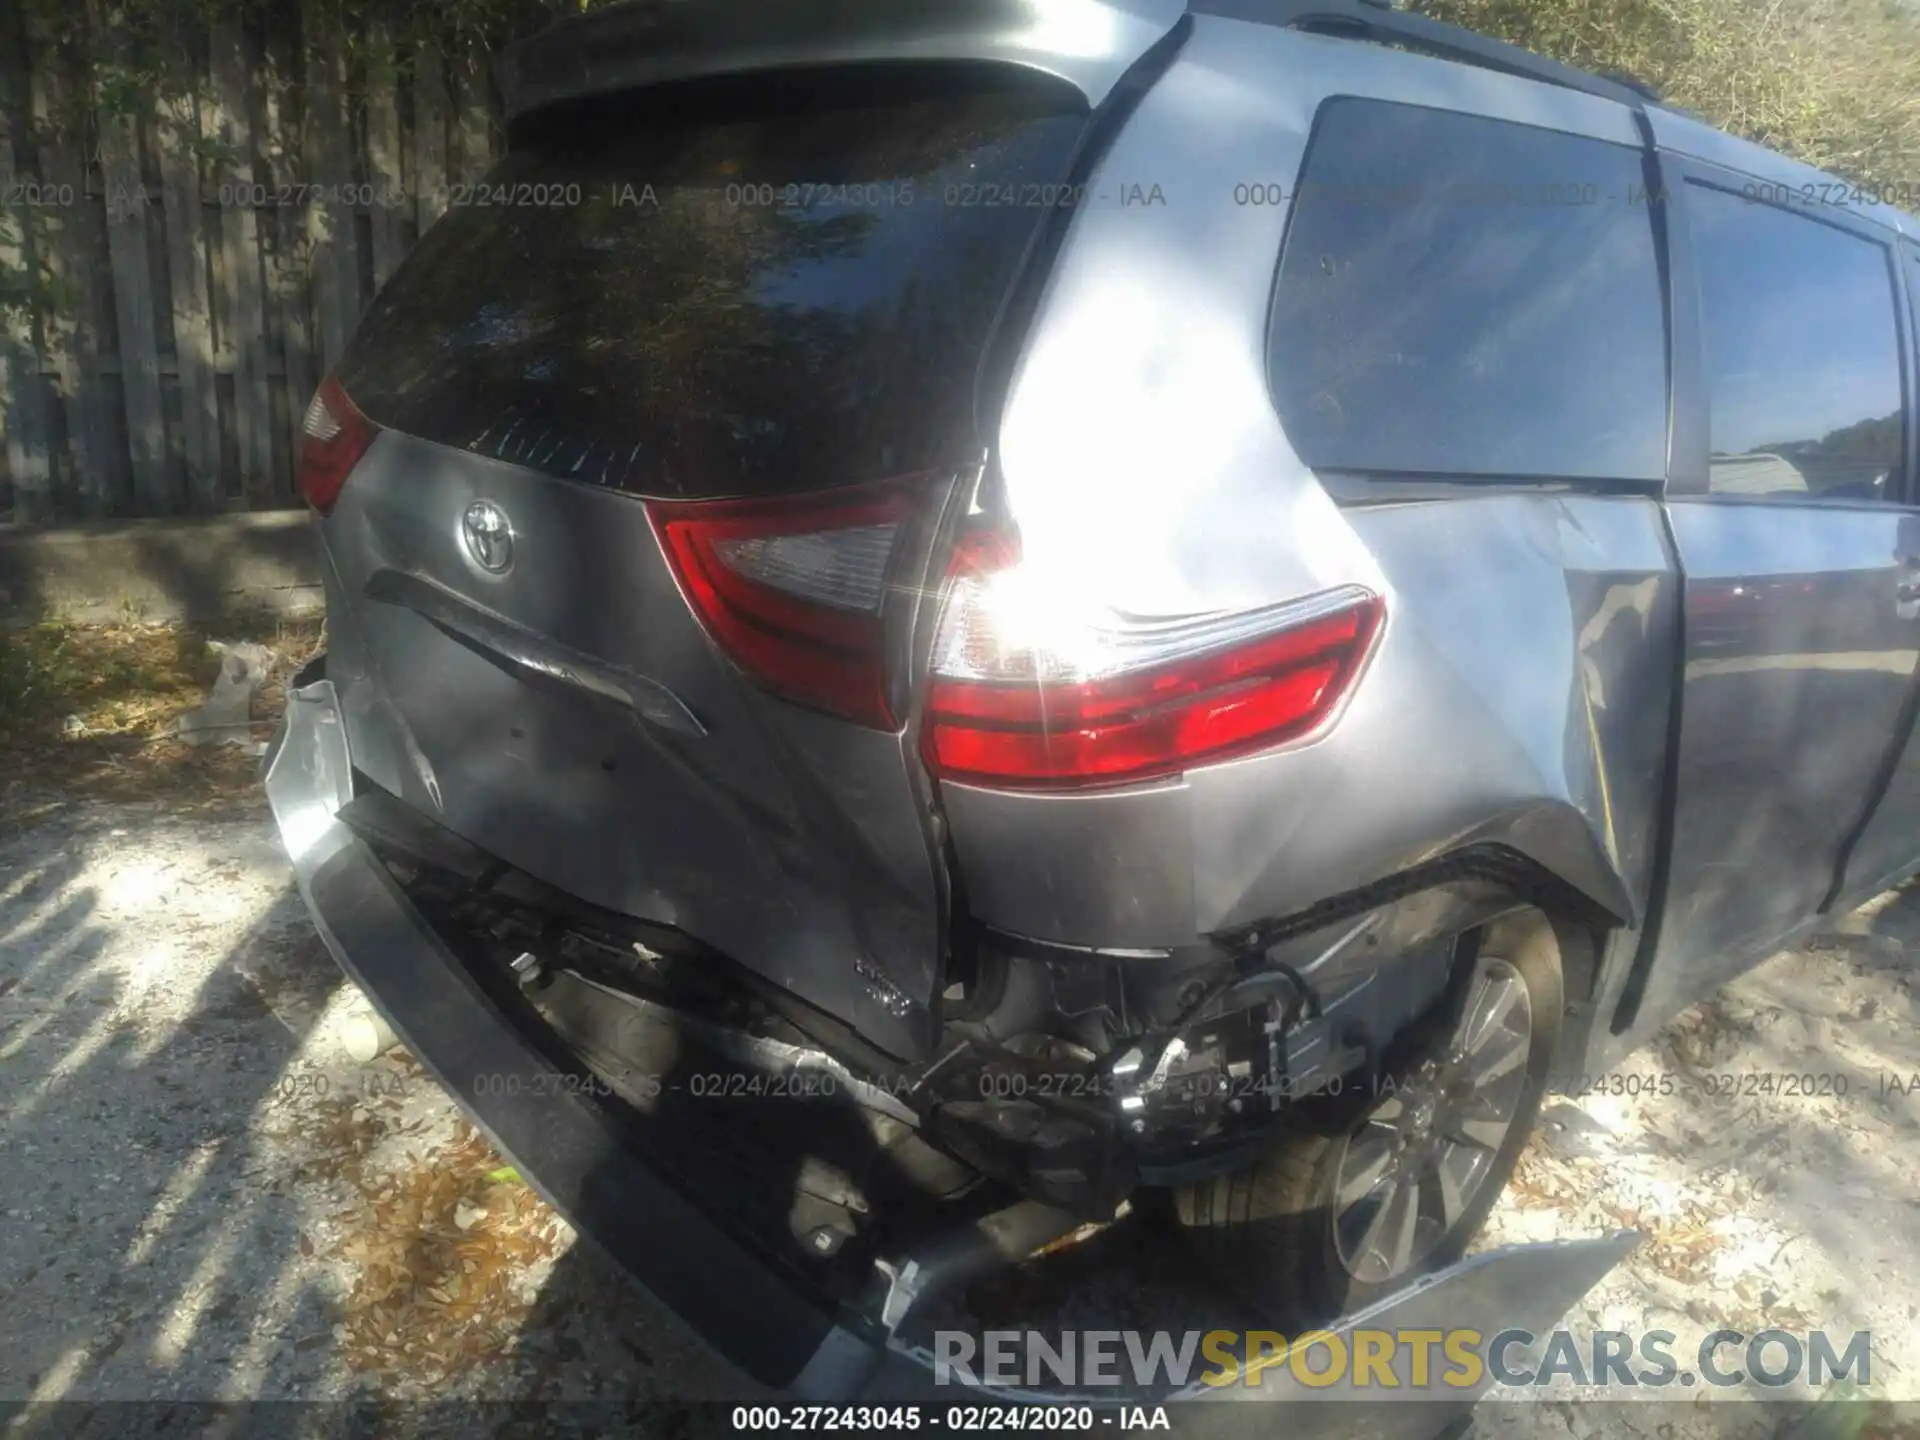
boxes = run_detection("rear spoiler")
[495,0,1189,124]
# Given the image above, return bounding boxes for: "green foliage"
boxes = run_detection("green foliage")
[13,0,582,141]
[1414,0,1920,191]
[0,620,221,747]
[0,212,77,331]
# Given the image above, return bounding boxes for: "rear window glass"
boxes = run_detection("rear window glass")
[1267,98,1669,482]
[337,70,1087,499]
[1688,183,1904,502]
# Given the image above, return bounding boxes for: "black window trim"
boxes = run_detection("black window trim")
[1266,93,1675,504]
[1664,152,1913,509]
[1901,238,1920,510]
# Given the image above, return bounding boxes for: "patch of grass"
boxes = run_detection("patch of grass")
[1415,0,1920,192]
[0,614,324,820]
[0,622,221,748]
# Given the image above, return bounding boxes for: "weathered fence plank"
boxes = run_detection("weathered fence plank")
[0,330,53,523]
[98,108,171,513]
[157,76,220,511]
[0,17,53,523]
[0,8,507,524]
[209,16,273,503]
[365,23,407,292]
[28,26,116,518]
[303,0,361,376]
[259,20,309,501]
[455,55,493,184]
[412,48,450,236]
[85,0,168,512]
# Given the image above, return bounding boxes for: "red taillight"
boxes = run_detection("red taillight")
[922,534,1383,789]
[647,476,932,729]
[298,376,379,515]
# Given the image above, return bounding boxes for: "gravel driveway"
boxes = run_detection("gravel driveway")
[0,800,742,1413]
[3,794,1916,1435]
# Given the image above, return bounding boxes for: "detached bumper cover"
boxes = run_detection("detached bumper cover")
[266,678,1633,1416]
[264,679,881,1396]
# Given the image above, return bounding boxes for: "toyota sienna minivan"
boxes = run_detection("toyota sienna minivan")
[266,0,1920,1401]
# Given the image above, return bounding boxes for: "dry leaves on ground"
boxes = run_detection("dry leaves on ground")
[0,618,323,820]
[325,1123,568,1388]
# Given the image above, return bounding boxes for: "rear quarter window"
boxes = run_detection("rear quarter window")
[1266,98,1669,483]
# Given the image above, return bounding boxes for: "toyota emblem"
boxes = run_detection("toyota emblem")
[461,500,514,574]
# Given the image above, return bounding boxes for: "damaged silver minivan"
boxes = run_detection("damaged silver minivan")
[267,0,1920,1401]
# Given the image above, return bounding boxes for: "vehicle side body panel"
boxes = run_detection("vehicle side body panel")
[1623,502,1920,1036]
[947,17,1676,952]
[1820,241,1920,909]
[1612,152,1920,1047]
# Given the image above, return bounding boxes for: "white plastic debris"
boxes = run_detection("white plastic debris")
[176,640,276,750]
[340,1007,401,1064]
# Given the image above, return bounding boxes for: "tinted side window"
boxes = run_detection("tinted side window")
[1688,183,1904,502]
[1268,98,1668,482]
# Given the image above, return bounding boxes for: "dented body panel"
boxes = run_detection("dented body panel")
[315,432,955,1059]
[266,677,1635,1402]
[949,18,1678,950]
[945,492,1678,949]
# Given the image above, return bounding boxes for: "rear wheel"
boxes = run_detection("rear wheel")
[1173,912,1562,1323]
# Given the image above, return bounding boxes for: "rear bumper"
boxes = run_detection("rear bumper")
[264,678,882,1395]
[266,677,1637,1420]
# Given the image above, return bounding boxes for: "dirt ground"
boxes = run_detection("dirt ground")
[2,629,1917,1436]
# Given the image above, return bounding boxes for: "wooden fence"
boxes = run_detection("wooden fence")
[0,2,505,524]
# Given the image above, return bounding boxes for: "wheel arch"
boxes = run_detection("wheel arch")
[1213,844,1618,1092]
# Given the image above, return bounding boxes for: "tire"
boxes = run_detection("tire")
[1172,911,1563,1325]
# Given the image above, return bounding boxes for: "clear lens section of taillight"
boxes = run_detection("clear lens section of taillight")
[302,389,343,442]
[298,376,379,515]
[648,477,931,729]
[923,534,1383,789]
[710,525,898,612]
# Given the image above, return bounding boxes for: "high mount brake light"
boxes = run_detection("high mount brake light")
[648,476,935,729]
[921,536,1383,789]
[298,376,380,515]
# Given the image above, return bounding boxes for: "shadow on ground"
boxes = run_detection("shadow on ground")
[0,805,745,1437]
[1,802,1914,1440]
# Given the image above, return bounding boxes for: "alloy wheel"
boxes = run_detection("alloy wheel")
[1331,954,1533,1285]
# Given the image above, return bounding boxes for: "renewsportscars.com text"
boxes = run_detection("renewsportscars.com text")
[933,1327,1872,1392]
